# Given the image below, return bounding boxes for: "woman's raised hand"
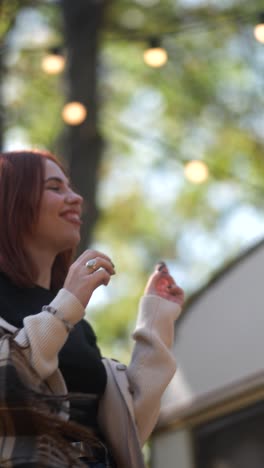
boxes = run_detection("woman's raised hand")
[63,250,115,308]
[144,262,184,307]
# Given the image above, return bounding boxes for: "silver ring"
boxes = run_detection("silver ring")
[85,258,97,271]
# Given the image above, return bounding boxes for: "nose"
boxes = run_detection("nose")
[65,188,83,206]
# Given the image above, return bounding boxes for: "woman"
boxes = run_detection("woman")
[0,150,184,468]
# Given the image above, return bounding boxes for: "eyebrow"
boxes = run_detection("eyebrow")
[44,176,70,186]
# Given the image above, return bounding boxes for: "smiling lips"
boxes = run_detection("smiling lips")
[60,210,82,225]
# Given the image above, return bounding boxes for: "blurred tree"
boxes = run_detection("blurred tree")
[60,0,107,251]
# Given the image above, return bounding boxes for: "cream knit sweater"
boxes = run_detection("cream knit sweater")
[0,289,182,468]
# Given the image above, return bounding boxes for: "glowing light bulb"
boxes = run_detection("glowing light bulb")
[41,48,65,75]
[143,46,168,67]
[143,38,168,67]
[184,160,209,184]
[254,13,264,43]
[254,23,264,43]
[62,102,87,125]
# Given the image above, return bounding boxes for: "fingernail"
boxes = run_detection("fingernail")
[111,261,115,268]
[156,261,166,271]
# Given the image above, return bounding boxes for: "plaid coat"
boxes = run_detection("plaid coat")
[0,322,89,468]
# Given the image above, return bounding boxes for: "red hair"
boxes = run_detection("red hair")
[0,150,74,291]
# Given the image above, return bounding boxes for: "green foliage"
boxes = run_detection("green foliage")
[5,50,64,148]
[0,0,27,39]
[1,1,64,150]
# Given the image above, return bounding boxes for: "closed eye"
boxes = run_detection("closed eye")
[46,186,61,192]
[44,176,74,195]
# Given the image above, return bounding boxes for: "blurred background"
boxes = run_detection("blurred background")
[0,0,264,360]
[2,1,264,466]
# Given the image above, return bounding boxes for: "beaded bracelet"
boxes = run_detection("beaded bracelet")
[42,305,74,333]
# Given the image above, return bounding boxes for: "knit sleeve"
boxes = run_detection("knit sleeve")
[127,294,182,445]
[14,288,84,380]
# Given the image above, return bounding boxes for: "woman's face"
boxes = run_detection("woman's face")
[28,159,83,255]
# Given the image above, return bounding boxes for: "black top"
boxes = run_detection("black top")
[0,272,107,429]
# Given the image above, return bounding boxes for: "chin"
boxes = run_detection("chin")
[58,234,81,251]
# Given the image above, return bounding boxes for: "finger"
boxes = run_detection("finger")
[89,268,112,288]
[149,269,173,287]
[167,284,183,295]
[144,270,167,294]
[85,256,115,276]
[77,249,115,268]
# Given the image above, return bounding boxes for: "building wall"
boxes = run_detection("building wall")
[151,240,264,468]
[151,429,195,468]
[162,241,264,410]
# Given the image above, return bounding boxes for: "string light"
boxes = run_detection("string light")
[184,160,209,184]
[41,47,65,75]
[254,13,264,43]
[61,101,87,125]
[143,38,168,67]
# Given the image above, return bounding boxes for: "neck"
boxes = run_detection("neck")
[36,260,54,289]
[27,245,56,289]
